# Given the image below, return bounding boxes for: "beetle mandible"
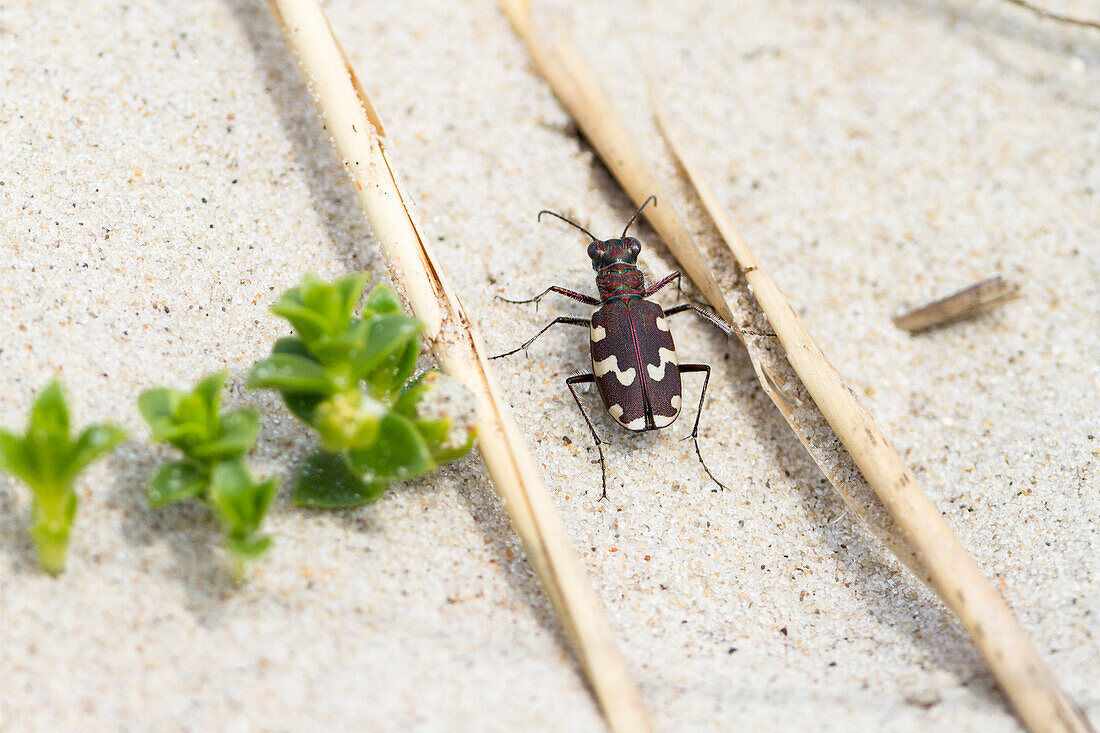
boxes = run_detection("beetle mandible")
[493,196,731,499]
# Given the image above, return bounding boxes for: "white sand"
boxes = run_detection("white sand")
[1,0,1096,730]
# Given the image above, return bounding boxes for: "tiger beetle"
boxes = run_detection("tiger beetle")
[492,196,732,499]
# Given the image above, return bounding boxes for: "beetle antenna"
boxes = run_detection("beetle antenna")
[537,209,598,241]
[621,195,657,237]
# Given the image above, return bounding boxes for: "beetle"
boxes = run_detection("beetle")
[493,196,731,498]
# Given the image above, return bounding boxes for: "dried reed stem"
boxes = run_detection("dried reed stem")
[893,275,1019,332]
[498,3,1092,732]
[265,2,652,731]
[999,0,1100,30]
[658,102,1092,733]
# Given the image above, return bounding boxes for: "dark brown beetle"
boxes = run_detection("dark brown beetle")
[494,196,731,498]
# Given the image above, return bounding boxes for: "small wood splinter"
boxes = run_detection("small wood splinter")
[893,276,1020,333]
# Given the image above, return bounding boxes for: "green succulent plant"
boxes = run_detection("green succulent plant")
[0,381,126,575]
[139,372,277,575]
[249,273,476,508]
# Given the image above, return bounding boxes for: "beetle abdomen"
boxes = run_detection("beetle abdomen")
[591,299,682,432]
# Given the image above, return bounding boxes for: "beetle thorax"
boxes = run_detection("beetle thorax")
[596,265,645,300]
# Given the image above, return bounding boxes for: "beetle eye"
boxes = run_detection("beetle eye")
[586,241,600,261]
[628,239,641,257]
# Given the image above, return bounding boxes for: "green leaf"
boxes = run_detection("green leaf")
[414,417,451,448]
[139,379,220,456]
[392,372,432,418]
[248,354,338,395]
[27,380,70,449]
[225,533,272,560]
[293,449,386,508]
[370,337,420,397]
[190,409,259,462]
[281,393,325,427]
[271,301,331,343]
[315,272,370,333]
[208,460,277,537]
[396,371,477,463]
[147,460,208,508]
[346,412,434,483]
[0,428,33,485]
[26,380,72,486]
[217,469,277,565]
[206,460,251,528]
[192,372,228,426]
[272,272,369,344]
[253,477,279,524]
[268,338,327,423]
[364,283,403,314]
[306,333,359,370]
[348,312,422,385]
[430,427,477,464]
[272,336,317,361]
[137,388,182,434]
[155,373,225,447]
[67,424,126,478]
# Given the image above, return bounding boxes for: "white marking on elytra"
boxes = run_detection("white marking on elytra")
[590,324,607,342]
[646,347,679,381]
[593,354,636,386]
[652,412,678,428]
[655,316,669,332]
[652,394,682,429]
[608,403,645,430]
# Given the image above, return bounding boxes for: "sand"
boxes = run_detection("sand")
[0,0,1096,730]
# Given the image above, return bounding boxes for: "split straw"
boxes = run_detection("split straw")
[264,1,652,731]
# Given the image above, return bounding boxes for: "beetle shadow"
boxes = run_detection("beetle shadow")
[221,0,380,273]
[0,474,38,574]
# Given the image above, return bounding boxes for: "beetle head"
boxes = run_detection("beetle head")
[536,195,656,271]
[587,237,642,271]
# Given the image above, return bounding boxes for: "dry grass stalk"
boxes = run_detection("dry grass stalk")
[999,0,1100,31]
[657,115,1091,733]
[265,1,652,731]
[498,3,1091,732]
[893,275,1020,332]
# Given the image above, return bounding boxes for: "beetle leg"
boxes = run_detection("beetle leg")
[664,303,733,335]
[566,373,610,500]
[497,285,600,312]
[490,316,590,360]
[678,364,729,492]
[645,271,681,298]
[665,303,773,339]
[645,271,699,303]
